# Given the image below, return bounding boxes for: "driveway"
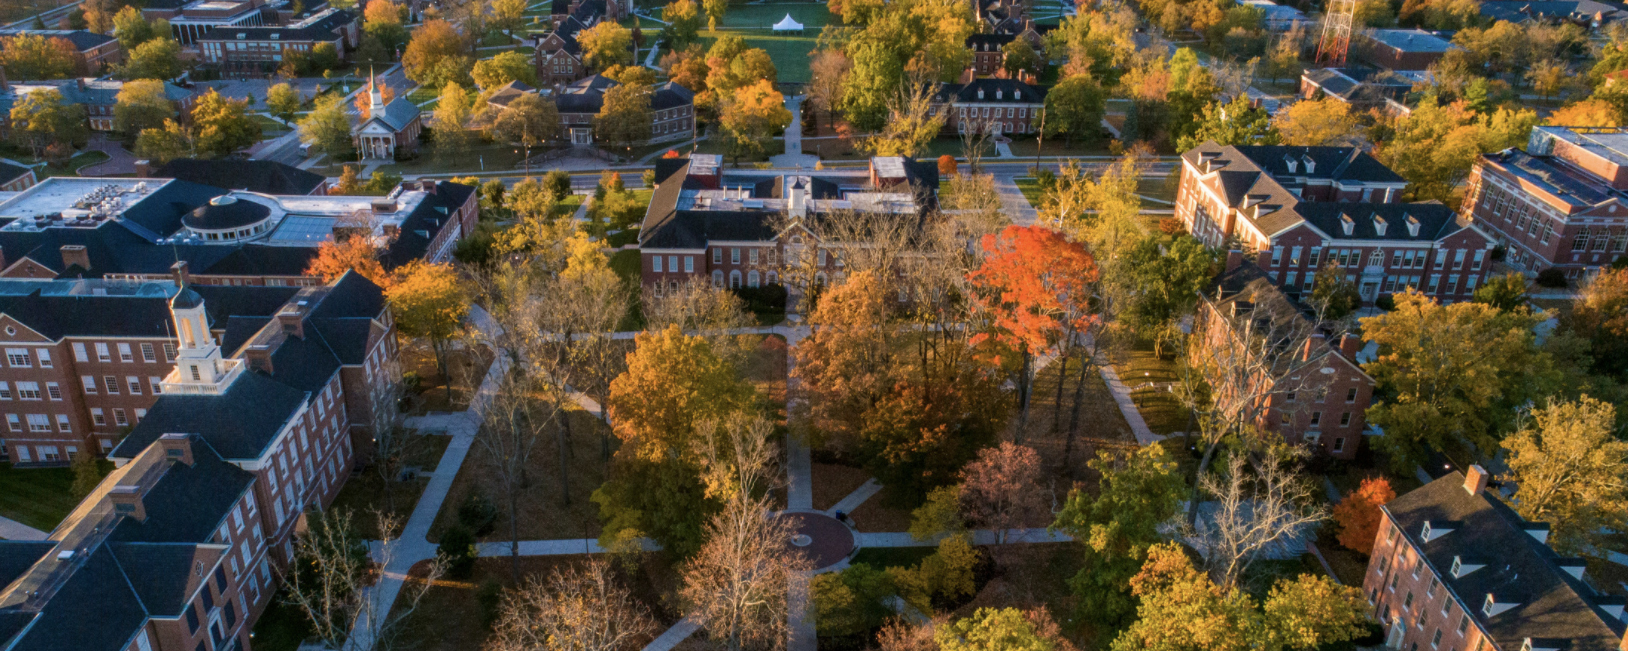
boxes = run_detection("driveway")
[80,134,138,176]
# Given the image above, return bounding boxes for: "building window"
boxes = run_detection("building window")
[1346,387,1358,403]
[163,343,176,362]
[684,256,694,273]
[748,271,760,287]
[0,383,10,400]
[40,383,56,401]
[5,414,17,431]
[712,270,724,287]
[91,408,105,426]
[56,414,70,432]
[104,376,119,394]
[114,409,128,426]
[141,343,157,362]
[95,343,110,362]
[5,349,30,367]
[1340,412,1352,426]
[26,414,49,432]
[36,350,50,368]
[731,248,740,264]
[653,256,663,273]
[128,377,141,395]
[1272,246,1283,266]
[117,343,133,362]
[1310,411,1321,426]
[82,376,96,394]
[1333,437,1345,452]
[16,383,38,400]
[713,248,722,264]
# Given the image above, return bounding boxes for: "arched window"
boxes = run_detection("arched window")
[729,270,742,288]
[815,272,827,287]
[748,271,760,288]
[712,270,724,287]
[767,271,778,284]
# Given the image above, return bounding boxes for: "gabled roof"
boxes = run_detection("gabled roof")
[155,159,326,196]
[1383,472,1628,650]
[359,95,422,132]
[940,78,1046,104]
[112,371,307,461]
[0,161,29,187]
[485,80,537,108]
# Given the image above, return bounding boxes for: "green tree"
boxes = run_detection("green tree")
[1309,260,1361,320]
[10,89,86,158]
[1473,272,1528,312]
[1361,289,1557,470]
[1053,445,1186,631]
[810,564,895,637]
[190,90,261,158]
[1042,74,1106,145]
[118,37,182,80]
[1001,39,1040,78]
[266,82,303,126]
[471,50,537,89]
[70,453,103,499]
[663,0,702,48]
[544,170,573,201]
[1176,94,1279,151]
[937,608,1055,651]
[135,119,194,163]
[298,94,356,157]
[908,484,967,542]
[363,0,410,54]
[113,79,175,138]
[490,92,558,161]
[1119,234,1217,354]
[310,42,341,72]
[1500,396,1628,556]
[111,6,170,51]
[594,83,652,152]
[579,21,634,70]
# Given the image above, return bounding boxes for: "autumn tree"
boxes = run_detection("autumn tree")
[299,94,355,157]
[967,225,1098,441]
[403,20,473,87]
[663,0,702,48]
[1176,94,1278,151]
[1473,272,1529,312]
[703,0,727,30]
[432,81,474,163]
[1545,99,1619,128]
[594,82,653,152]
[960,442,1045,544]
[118,37,182,80]
[791,270,897,451]
[1111,543,1370,651]
[486,560,659,651]
[860,78,946,157]
[266,82,303,126]
[1273,98,1362,146]
[1361,290,1557,469]
[386,261,470,378]
[1309,260,1361,320]
[1565,268,1628,377]
[806,49,850,132]
[135,119,193,163]
[113,79,175,138]
[1053,445,1186,631]
[489,0,529,42]
[718,79,792,165]
[1332,477,1396,555]
[471,50,538,89]
[580,21,635,70]
[1501,396,1628,556]
[9,89,86,158]
[0,34,79,80]
[937,608,1074,651]
[363,0,409,54]
[1373,96,1538,202]
[490,92,558,162]
[681,494,812,651]
[112,6,171,51]
[190,90,262,158]
[306,237,390,287]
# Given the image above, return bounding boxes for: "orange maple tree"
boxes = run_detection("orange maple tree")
[938,154,957,176]
[306,236,391,288]
[1333,476,1396,555]
[354,78,397,119]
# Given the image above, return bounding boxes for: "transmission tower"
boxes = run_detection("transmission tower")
[1315,0,1355,67]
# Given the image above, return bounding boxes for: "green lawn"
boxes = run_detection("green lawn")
[0,462,88,533]
[689,3,833,83]
[610,248,642,284]
[1114,344,1193,436]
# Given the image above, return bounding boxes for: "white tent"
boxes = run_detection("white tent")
[772,13,804,32]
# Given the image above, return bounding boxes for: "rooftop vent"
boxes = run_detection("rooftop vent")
[209,195,238,206]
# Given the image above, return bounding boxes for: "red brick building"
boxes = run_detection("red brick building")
[1195,258,1375,458]
[1178,143,1497,305]
[0,270,396,650]
[1460,126,1628,282]
[0,270,397,466]
[1363,466,1628,651]
[638,155,939,292]
[1357,29,1456,71]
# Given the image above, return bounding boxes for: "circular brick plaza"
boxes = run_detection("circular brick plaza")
[778,512,855,570]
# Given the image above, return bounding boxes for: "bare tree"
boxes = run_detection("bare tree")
[641,277,758,369]
[486,559,660,651]
[958,113,997,174]
[284,509,448,651]
[1187,444,1328,590]
[367,354,412,514]
[680,413,809,651]
[478,369,556,581]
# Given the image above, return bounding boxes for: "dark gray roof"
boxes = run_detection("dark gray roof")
[940,78,1045,103]
[112,372,308,460]
[107,542,221,617]
[183,196,271,231]
[0,161,28,187]
[0,291,181,339]
[1292,202,1469,241]
[1,546,149,651]
[1365,28,1454,53]
[1180,141,1414,239]
[652,82,694,110]
[364,95,422,132]
[0,29,115,52]
[155,159,326,196]
[380,181,476,267]
[965,32,1017,50]
[0,542,55,586]
[1383,472,1628,650]
[1480,0,1628,21]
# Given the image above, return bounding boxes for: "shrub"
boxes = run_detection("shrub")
[1374,294,1396,311]
[457,490,499,536]
[476,579,504,626]
[438,524,477,579]
[937,154,957,176]
[732,283,787,314]
[1536,268,1568,288]
[811,563,896,638]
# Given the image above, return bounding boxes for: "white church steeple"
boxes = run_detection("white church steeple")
[161,285,244,394]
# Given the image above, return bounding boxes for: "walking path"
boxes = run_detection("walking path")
[1097,363,1164,446]
[0,515,48,541]
[769,95,819,169]
[80,134,138,176]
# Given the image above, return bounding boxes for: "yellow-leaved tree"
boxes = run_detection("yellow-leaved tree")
[386,261,470,382]
[1500,396,1628,556]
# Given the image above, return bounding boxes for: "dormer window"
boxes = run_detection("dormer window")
[1451,555,1485,578]
[1407,214,1421,236]
[1303,154,1316,174]
[1341,214,1355,235]
[977,89,985,99]
[1015,90,1022,100]
[1450,556,1461,576]
[1420,522,1431,540]
[1284,155,1298,173]
[1374,216,1388,236]
[1483,594,1496,616]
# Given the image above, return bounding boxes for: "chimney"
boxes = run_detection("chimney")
[170,260,190,286]
[276,304,305,338]
[1301,332,1325,361]
[134,159,154,177]
[158,433,193,466]
[0,65,8,92]
[1225,249,1245,273]
[1339,333,1361,359]
[109,485,146,521]
[59,245,89,271]
[244,344,274,374]
[419,178,436,193]
[1464,464,1489,496]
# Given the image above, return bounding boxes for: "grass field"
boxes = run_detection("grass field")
[0,462,89,532]
[687,3,833,83]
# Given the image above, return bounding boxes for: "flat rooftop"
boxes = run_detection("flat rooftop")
[1541,126,1628,168]
[1368,29,1454,53]
[0,178,170,224]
